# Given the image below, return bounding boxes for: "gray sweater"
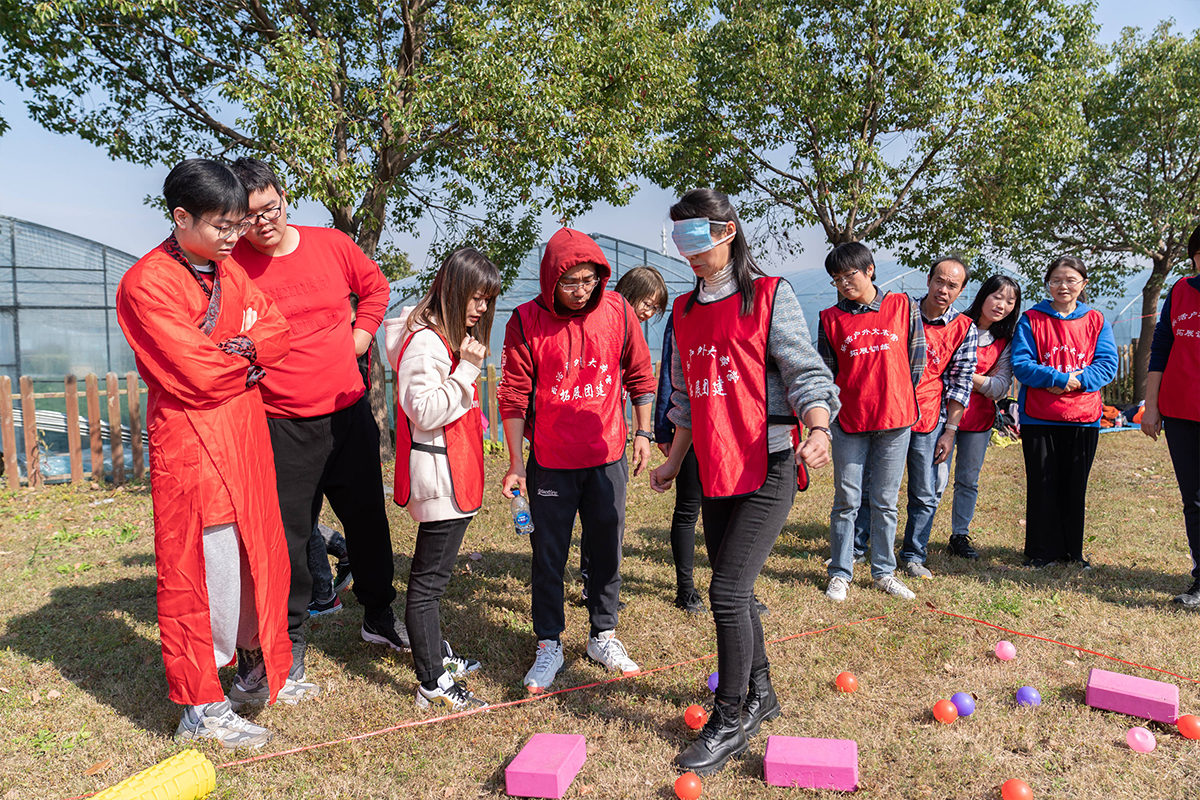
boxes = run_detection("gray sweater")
[668,278,840,447]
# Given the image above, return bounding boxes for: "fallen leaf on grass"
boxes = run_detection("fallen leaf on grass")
[443,787,456,798]
[30,690,40,705]
[84,759,112,776]
[1018,519,1026,527]
[46,690,61,699]
[578,786,593,796]
[469,552,482,561]
[0,687,7,693]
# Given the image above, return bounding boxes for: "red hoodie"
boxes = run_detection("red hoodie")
[499,228,656,470]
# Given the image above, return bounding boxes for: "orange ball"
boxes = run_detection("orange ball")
[674,771,702,800]
[1001,778,1032,800]
[684,704,708,730]
[835,671,859,693]
[932,699,959,724]
[1178,714,1200,740]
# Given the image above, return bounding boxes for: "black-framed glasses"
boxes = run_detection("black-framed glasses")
[246,206,284,225]
[194,214,251,240]
[559,276,599,292]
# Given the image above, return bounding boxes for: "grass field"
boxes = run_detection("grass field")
[1,430,1198,799]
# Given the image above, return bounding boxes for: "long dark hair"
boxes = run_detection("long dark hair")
[408,247,502,356]
[964,274,1022,342]
[669,188,764,316]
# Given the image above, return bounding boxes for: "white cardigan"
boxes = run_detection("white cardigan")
[384,312,482,522]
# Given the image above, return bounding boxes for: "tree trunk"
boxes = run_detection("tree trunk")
[1133,257,1171,404]
[369,343,393,462]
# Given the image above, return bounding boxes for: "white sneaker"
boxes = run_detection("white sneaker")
[523,639,564,694]
[874,574,916,600]
[416,671,489,713]
[586,630,640,676]
[825,575,851,602]
[174,699,271,750]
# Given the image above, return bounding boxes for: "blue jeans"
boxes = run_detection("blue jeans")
[829,424,911,580]
[949,429,991,539]
[899,423,949,564]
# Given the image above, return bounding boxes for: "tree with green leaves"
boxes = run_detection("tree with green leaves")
[652,0,1096,269]
[1,0,697,454]
[998,22,1200,403]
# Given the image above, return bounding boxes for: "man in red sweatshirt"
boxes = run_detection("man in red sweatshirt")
[500,228,657,694]
[227,159,407,704]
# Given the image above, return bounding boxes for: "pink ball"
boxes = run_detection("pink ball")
[994,640,1017,661]
[1127,726,1156,753]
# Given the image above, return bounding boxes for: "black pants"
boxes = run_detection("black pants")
[405,517,471,684]
[529,452,627,640]
[268,396,396,644]
[1021,424,1099,562]
[1164,417,1200,580]
[700,450,797,708]
[670,446,702,593]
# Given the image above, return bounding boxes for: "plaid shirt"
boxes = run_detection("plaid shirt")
[817,288,926,388]
[916,296,978,412]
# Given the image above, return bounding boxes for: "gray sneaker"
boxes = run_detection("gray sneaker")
[853,552,868,565]
[874,574,916,600]
[228,646,320,709]
[901,561,933,580]
[175,699,271,749]
[1174,578,1200,607]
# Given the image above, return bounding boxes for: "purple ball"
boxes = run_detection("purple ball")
[1015,685,1042,707]
[707,671,719,692]
[951,692,976,717]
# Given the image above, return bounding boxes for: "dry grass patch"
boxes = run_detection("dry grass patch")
[1,432,1199,798]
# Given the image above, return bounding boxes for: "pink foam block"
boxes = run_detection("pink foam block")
[505,734,586,798]
[763,736,859,792]
[1085,667,1179,724]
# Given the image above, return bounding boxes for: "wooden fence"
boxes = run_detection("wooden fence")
[0,372,146,490]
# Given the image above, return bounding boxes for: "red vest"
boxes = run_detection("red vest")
[960,335,1008,432]
[393,328,484,514]
[913,313,973,434]
[674,277,805,498]
[819,292,918,433]
[516,291,631,469]
[1159,277,1200,421]
[1023,308,1104,423]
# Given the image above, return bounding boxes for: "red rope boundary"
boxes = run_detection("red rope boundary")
[60,604,1198,798]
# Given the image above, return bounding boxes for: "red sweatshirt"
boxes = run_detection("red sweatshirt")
[499,228,656,470]
[234,226,389,418]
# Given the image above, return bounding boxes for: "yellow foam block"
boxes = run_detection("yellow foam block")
[92,749,215,800]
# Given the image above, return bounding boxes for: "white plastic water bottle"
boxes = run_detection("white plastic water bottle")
[511,488,534,535]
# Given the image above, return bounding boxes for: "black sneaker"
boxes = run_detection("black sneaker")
[361,608,411,652]
[947,534,980,560]
[1173,578,1200,607]
[753,596,769,616]
[308,595,343,617]
[674,588,707,615]
[332,560,353,594]
[442,640,482,675]
[1022,558,1052,569]
[1072,559,1093,571]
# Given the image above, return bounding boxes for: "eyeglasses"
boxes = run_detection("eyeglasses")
[637,299,664,315]
[246,205,284,226]
[559,276,599,292]
[829,269,863,288]
[1047,278,1083,288]
[194,214,251,240]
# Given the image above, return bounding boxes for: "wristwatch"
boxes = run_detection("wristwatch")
[944,424,959,433]
[808,425,832,441]
[635,430,654,441]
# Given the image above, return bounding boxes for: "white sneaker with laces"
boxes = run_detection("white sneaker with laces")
[874,574,916,599]
[523,639,564,694]
[586,630,640,676]
[825,575,850,602]
[174,699,272,749]
[416,670,489,712]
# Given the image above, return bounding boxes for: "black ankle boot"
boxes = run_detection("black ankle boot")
[742,663,782,736]
[675,700,748,775]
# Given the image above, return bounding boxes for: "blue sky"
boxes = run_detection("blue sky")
[1,0,1197,268]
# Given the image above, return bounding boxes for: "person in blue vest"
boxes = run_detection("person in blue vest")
[651,188,839,776]
[1140,223,1200,607]
[1012,255,1118,568]
[384,248,501,712]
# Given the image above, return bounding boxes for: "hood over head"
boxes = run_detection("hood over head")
[539,228,611,318]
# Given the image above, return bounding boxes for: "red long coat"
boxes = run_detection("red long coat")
[116,243,292,706]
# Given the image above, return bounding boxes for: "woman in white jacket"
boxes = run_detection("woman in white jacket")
[385,247,501,712]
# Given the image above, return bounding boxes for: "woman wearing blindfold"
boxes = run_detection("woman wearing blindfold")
[651,188,840,775]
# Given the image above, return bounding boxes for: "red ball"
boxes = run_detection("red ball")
[1178,714,1200,740]
[1000,778,1032,800]
[684,704,708,730]
[835,671,859,693]
[674,771,702,800]
[932,699,959,724]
